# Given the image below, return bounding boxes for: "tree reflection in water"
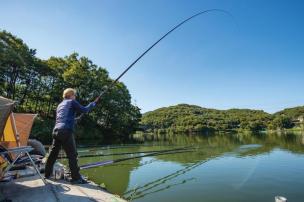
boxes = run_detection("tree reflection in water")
[74,132,304,199]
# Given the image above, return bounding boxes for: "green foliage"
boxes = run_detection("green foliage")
[272,106,304,130]
[141,104,303,134]
[30,117,55,143]
[274,106,304,118]
[141,104,270,133]
[271,116,294,130]
[0,30,141,144]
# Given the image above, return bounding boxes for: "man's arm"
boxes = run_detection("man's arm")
[72,100,96,113]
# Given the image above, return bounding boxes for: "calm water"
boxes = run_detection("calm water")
[68,132,304,202]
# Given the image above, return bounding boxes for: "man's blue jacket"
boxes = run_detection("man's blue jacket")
[54,99,95,131]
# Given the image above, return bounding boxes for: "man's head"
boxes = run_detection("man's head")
[63,88,76,100]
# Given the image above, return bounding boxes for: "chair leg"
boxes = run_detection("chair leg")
[25,152,47,185]
[3,152,23,175]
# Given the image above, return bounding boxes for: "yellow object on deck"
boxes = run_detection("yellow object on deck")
[0,96,37,179]
[1,99,37,148]
[3,115,17,142]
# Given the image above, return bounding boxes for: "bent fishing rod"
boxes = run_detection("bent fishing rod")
[77,9,233,120]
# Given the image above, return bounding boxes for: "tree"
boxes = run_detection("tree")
[272,116,294,130]
[0,30,141,143]
[141,104,272,134]
[0,30,38,100]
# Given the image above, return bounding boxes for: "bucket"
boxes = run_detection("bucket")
[53,162,65,180]
[275,196,287,202]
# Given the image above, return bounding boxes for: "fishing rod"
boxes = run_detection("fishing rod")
[79,148,194,169]
[77,144,159,151]
[59,146,193,159]
[77,144,188,152]
[77,9,233,120]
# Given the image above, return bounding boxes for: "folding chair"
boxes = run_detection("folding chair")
[0,96,47,184]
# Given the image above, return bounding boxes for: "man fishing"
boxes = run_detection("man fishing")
[45,88,99,184]
[43,9,232,181]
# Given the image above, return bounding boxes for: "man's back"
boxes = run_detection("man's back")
[54,99,95,130]
[55,99,75,130]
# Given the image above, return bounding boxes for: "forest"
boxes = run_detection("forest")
[0,30,141,144]
[141,104,304,134]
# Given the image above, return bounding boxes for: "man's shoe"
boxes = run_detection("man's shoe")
[70,176,88,184]
[44,175,51,180]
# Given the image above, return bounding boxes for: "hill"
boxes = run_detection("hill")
[274,106,304,120]
[140,104,304,133]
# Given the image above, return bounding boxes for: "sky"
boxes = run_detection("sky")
[1,0,303,113]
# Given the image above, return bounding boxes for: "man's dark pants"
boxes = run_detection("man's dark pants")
[45,129,81,180]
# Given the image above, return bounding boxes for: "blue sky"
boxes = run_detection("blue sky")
[1,0,303,113]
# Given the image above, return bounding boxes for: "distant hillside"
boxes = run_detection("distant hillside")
[274,106,304,120]
[140,104,304,134]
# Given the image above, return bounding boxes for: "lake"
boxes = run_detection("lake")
[67,132,304,202]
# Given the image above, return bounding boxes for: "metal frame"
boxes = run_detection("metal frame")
[1,98,46,184]
[1,146,47,185]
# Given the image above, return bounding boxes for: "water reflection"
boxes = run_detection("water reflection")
[124,161,201,200]
[74,132,304,201]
